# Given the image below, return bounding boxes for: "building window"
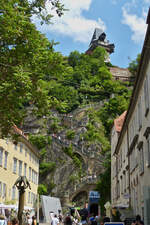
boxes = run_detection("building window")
[36,173,38,185]
[139,145,144,175]
[29,152,31,161]
[36,173,38,184]
[14,143,17,150]
[34,171,36,184]
[34,172,36,184]
[0,182,2,196]
[0,148,3,166]
[24,163,27,177]
[3,183,6,199]
[18,161,22,176]
[130,148,136,173]
[20,144,23,153]
[25,148,27,157]
[28,192,30,203]
[4,152,8,169]
[32,170,34,183]
[144,76,149,116]
[29,167,31,181]
[12,186,16,200]
[13,158,17,174]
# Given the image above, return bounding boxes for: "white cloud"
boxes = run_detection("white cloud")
[35,0,106,43]
[111,0,118,5]
[122,6,147,43]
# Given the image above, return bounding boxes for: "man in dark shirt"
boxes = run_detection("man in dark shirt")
[79,203,89,224]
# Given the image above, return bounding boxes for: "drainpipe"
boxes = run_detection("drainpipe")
[37,194,39,225]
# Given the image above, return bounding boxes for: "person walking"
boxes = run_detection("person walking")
[0,215,7,225]
[64,214,72,225]
[31,216,37,225]
[132,215,144,225]
[11,218,19,225]
[52,215,59,225]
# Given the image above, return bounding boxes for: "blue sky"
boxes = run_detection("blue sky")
[35,0,150,68]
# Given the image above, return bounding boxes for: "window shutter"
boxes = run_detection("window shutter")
[0,148,3,166]
[4,152,8,169]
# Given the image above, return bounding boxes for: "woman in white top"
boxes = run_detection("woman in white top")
[0,214,7,225]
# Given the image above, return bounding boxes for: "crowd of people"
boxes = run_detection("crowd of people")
[131,215,144,225]
[0,205,144,225]
[50,204,111,225]
[0,214,37,225]
[54,204,144,225]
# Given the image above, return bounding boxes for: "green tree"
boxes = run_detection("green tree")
[66,130,75,140]
[0,0,66,137]
[68,51,81,68]
[98,95,129,135]
[96,151,111,215]
[38,184,48,195]
[40,162,56,176]
[128,54,141,77]
[29,135,47,149]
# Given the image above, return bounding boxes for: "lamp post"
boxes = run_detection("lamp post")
[14,176,31,225]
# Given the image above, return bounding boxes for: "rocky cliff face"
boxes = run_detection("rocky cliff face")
[23,102,108,206]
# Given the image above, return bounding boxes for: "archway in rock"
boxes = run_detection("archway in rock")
[72,191,88,207]
[73,152,87,170]
[89,203,99,216]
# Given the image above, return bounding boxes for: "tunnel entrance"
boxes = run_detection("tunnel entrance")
[72,191,88,207]
[89,203,99,216]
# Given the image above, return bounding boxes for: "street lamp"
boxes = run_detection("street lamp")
[14,176,31,225]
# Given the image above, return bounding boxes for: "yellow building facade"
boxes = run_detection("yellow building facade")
[0,129,39,208]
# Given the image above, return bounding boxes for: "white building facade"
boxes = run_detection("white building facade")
[111,9,150,225]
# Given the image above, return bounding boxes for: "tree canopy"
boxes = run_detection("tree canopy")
[0,0,65,136]
[128,53,141,77]
[0,0,134,208]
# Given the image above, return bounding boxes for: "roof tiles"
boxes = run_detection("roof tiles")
[114,111,127,132]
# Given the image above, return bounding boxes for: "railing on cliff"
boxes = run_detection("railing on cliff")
[57,99,109,123]
[69,175,98,198]
[51,134,101,159]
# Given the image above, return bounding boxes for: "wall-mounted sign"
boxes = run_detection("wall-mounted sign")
[123,193,130,199]
[89,191,100,199]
